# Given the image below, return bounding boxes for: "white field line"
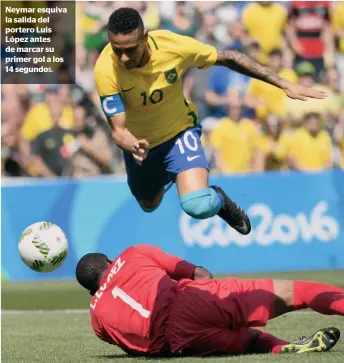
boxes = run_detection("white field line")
[1,310,319,316]
[1,309,89,315]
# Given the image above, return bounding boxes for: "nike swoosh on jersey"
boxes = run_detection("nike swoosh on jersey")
[187,155,201,162]
[122,86,136,92]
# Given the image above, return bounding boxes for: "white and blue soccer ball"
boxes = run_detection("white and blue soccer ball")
[18,222,68,272]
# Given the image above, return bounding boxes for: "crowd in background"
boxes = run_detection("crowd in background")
[1,1,344,179]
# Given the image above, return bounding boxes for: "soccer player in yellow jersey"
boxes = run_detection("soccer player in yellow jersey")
[286,113,333,171]
[94,8,327,235]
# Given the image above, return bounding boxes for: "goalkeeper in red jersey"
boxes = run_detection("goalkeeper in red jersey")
[76,245,342,357]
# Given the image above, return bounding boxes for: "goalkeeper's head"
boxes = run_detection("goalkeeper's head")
[76,253,111,295]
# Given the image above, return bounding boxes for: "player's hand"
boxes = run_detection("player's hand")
[192,266,213,280]
[78,134,91,150]
[132,139,149,165]
[284,83,328,101]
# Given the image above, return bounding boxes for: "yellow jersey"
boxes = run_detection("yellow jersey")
[242,3,287,63]
[259,130,294,170]
[340,140,344,169]
[210,118,261,173]
[94,30,217,148]
[283,85,338,124]
[21,103,74,141]
[331,2,344,53]
[247,68,298,121]
[286,128,332,171]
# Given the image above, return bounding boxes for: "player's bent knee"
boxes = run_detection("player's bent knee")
[180,188,221,219]
[273,280,294,305]
[272,280,294,317]
[182,196,213,219]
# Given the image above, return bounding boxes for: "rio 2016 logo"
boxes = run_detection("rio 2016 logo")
[180,201,340,248]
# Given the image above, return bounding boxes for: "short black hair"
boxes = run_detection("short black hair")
[108,7,144,36]
[303,112,321,121]
[268,48,282,57]
[247,40,260,49]
[76,253,109,296]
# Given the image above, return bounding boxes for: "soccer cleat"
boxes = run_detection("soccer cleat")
[280,327,340,354]
[210,185,251,235]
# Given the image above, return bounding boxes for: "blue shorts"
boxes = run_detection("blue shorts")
[124,125,209,201]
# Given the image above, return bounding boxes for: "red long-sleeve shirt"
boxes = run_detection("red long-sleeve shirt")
[90,244,196,355]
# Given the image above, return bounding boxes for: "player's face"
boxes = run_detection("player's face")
[109,28,147,69]
[268,54,282,72]
[305,116,320,134]
[299,75,314,88]
[258,1,272,6]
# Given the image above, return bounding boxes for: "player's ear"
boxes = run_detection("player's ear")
[143,30,148,41]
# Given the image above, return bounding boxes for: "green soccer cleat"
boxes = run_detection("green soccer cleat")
[280,327,340,354]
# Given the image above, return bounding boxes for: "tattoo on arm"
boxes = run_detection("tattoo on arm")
[215,50,288,89]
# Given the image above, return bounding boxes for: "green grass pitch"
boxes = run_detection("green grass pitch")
[2,270,344,363]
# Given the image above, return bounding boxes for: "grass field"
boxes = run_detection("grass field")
[2,270,344,363]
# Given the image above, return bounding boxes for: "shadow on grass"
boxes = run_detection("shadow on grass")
[92,353,262,360]
[93,354,177,360]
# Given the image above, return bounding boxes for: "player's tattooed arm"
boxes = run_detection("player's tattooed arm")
[215,50,327,101]
[215,50,289,90]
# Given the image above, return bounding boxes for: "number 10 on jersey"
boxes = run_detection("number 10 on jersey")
[141,89,163,105]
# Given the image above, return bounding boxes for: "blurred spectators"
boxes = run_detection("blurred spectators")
[161,1,200,37]
[1,1,343,180]
[320,67,343,133]
[226,20,253,52]
[80,1,109,64]
[30,101,75,177]
[247,48,298,122]
[283,61,334,126]
[331,2,344,90]
[286,1,335,80]
[62,106,113,178]
[2,119,31,177]
[186,12,224,120]
[20,85,74,147]
[334,115,344,168]
[246,40,263,63]
[242,1,288,65]
[204,65,237,119]
[204,40,254,120]
[141,2,160,30]
[75,44,96,94]
[1,83,30,177]
[283,112,333,171]
[209,96,263,173]
[259,115,293,171]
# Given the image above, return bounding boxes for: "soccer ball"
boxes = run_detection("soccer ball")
[18,222,68,272]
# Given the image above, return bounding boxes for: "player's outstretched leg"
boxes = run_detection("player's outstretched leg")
[273,280,344,317]
[210,185,251,235]
[279,327,340,354]
[249,327,340,354]
[176,168,251,235]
